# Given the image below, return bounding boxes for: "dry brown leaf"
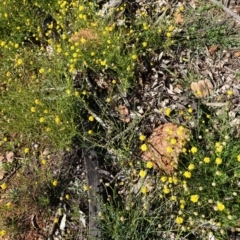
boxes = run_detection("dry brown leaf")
[234,51,240,57]
[6,151,14,163]
[174,12,184,24]
[142,123,189,174]
[0,155,5,180]
[208,45,218,54]
[71,28,98,43]
[190,80,213,98]
[116,105,131,123]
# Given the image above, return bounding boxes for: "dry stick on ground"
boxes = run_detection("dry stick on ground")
[209,0,240,22]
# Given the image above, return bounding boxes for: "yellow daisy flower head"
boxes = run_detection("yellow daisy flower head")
[141,186,148,194]
[140,144,148,152]
[88,115,94,122]
[0,182,7,190]
[190,147,197,154]
[139,134,146,141]
[216,202,225,211]
[139,170,147,178]
[146,161,153,169]
[215,157,222,165]
[183,171,191,178]
[188,164,195,171]
[52,180,58,187]
[175,216,183,224]
[190,194,199,203]
[203,157,210,163]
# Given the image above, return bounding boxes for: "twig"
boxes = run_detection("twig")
[209,0,240,22]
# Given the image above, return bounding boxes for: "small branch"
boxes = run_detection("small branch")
[209,0,240,22]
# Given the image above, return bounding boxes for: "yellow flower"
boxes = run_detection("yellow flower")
[41,159,47,165]
[190,194,199,203]
[131,54,138,60]
[172,176,178,184]
[79,5,84,11]
[6,202,11,208]
[39,68,44,74]
[182,148,187,153]
[217,202,225,211]
[35,99,40,105]
[0,183,7,190]
[53,218,59,223]
[163,186,170,194]
[166,32,172,38]
[216,145,223,153]
[24,148,30,154]
[170,138,177,145]
[191,147,197,154]
[139,134,146,141]
[215,157,222,165]
[83,184,89,191]
[139,170,147,178]
[65,194,70,199]
[80,37,86,44]
[31,107,36,112]
[160,176,167,182]
[203,157,210,163]
[178,6,184,12]
[175,216,183,224]
[142,42,147,47]
[141,186,148,194]
[237,155,240,162]
[16,58,23,65]
[140,144,148,152]
[188,164,195,171]
[168,25,174,31]
[39,117,45,123]
[52,180,58,187]
[164,107,171,116]
[88,130,93,135]
[227,90,233,96]
[100,59,107,66]
[183,171,191,178]
[0,230,6,237]
[166,146,172,153]
[88,115,94,122]
[55,116,61,124]
[188,108,193,113]
[146,161,153,169]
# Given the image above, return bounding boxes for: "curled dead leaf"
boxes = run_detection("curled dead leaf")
[190,80,213,98]
[116,105,131,123]
[71,28,98,43]
[0,155,5,180]
[142,123,189,174]
[208,45,218,54]
[234,51,240,57]
[174,12,184,24]
[6,151,14,163]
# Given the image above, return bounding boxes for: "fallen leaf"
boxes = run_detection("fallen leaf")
[174,12,184,24]
[208,45,218,54]
[116,105,131,123]
[142,123,189,174]
[234,51,240,57]
[6,151,14,163]
[190,79,213,98]
[71,28,98,43]
[0,155,5,180]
